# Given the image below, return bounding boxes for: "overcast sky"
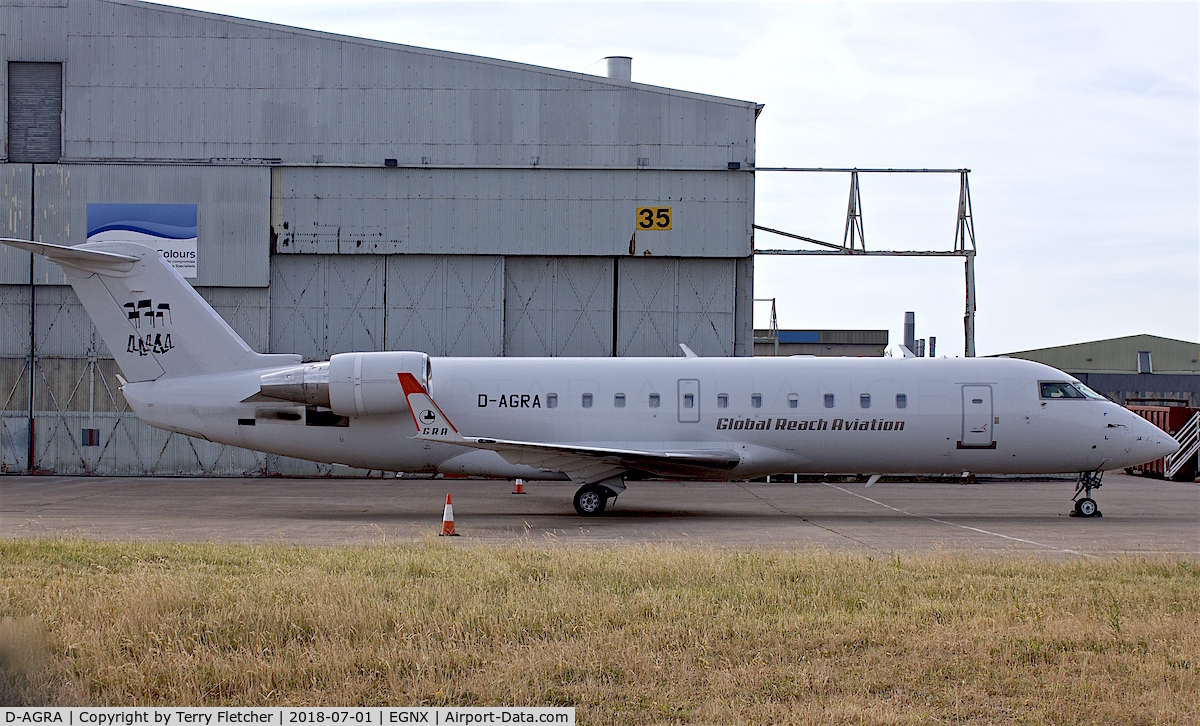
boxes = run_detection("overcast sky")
[173,0,1199,356]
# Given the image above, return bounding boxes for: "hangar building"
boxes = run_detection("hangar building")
[0,0,759,475]
[1000,334,1200,407]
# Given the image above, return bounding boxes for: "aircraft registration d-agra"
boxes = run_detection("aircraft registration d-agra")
[2,239,1179,518]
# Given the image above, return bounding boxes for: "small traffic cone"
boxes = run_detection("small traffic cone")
[439,493,459,536]
[512,478,526,495]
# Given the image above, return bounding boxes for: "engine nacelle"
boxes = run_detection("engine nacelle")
[328,351,431,417]
[258,351,430,417]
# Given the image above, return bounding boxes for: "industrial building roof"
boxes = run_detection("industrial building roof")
[998,334,1200,375]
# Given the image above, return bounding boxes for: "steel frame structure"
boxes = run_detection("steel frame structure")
[753,168,977,357]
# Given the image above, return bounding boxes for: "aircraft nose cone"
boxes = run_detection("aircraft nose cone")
[1131,416,1180,462]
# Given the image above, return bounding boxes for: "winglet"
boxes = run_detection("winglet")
[398,372,464,443]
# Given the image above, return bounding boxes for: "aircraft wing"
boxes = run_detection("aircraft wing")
[397,373,741,484]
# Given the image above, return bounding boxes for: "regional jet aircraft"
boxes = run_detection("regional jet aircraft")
[1,239,1179,518]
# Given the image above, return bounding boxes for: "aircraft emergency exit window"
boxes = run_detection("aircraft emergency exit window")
[547,393,558,409]
[824,394,835,408]
[717,394,729,408]
[860,394,871,409]
[648,393,661,408]
[896,394,907,409]
[751,394,762,408]
[614,393,626,408]
[683,394,695,408]
[582,393,593,408]
[1040,382,1086,400]
[788,393,799,409]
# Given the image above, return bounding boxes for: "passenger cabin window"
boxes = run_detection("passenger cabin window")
[614,393,626,408]
[1040,382,1086,400]
[824,394,835,409]
[717,394,729,409]
[547,393,558,409]
[787,393,799,409]
[895,394,907,409]
[860,394,871,409]
[751,394,762,409]
[648,393,661,408]
[683,394,695,409]
[581,393,593,408]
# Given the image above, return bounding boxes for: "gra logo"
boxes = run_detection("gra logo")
[420,410,437,425]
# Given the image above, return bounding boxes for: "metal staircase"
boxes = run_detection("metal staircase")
[1166,411,1200,479]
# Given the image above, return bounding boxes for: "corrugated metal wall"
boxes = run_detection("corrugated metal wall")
[273,167,751,258]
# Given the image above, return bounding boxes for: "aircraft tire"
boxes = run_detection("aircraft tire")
[573,485,608,516]
[1076,498,1098,517]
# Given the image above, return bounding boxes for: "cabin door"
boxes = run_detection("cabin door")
[960,385,995,448]
[678,379,700,423]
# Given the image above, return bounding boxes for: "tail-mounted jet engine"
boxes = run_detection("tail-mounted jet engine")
[258,351,431,417]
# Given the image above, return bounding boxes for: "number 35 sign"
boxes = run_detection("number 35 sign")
[635,207,672,230]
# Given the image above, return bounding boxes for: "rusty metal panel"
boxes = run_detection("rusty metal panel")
[32,165,270,286]
[504,257,613,357]
[0,164,32,284]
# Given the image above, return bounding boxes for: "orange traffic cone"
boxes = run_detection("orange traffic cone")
[512,478,525,495]
[439,493,459,536]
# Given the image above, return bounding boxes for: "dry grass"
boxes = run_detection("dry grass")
[1,539,1198,724]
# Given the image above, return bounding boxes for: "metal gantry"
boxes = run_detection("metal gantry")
[753,167,978,356]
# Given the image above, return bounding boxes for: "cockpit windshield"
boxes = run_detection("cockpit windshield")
[1039,381,1100,400]
[1073,382,1109,400]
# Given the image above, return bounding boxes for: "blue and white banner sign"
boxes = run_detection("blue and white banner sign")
[87,203,198,278]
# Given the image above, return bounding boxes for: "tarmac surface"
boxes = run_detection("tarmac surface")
[1,473,1197,557]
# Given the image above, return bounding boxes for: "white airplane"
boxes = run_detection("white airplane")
[1,238,1180,518]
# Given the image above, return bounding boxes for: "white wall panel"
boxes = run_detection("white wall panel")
[0,164,32,284]
[386,255,504,356]
[505,257,613,357]
[270,255,385,360]
[0,0,758,166]
[32,165,270,286]
[617,257,736,357]
[275,167,751,258]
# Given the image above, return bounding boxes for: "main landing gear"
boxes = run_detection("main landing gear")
[1070,471,1103,518]
[573,479,624,516]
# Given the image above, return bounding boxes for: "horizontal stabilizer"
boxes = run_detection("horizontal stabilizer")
[0,237,138,269]
[0,237,300,382]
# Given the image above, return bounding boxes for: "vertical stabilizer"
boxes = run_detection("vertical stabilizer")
[0,238,299,381]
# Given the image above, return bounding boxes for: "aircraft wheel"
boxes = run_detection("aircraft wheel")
[573,485,608,516]
[1076,498,1098,518]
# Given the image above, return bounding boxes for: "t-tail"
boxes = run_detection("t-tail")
[0,238,299,381]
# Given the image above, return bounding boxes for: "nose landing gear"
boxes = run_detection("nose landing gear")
[1070,471,1103,518]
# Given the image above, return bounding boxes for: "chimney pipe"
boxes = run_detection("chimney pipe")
[604,56,632,82]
